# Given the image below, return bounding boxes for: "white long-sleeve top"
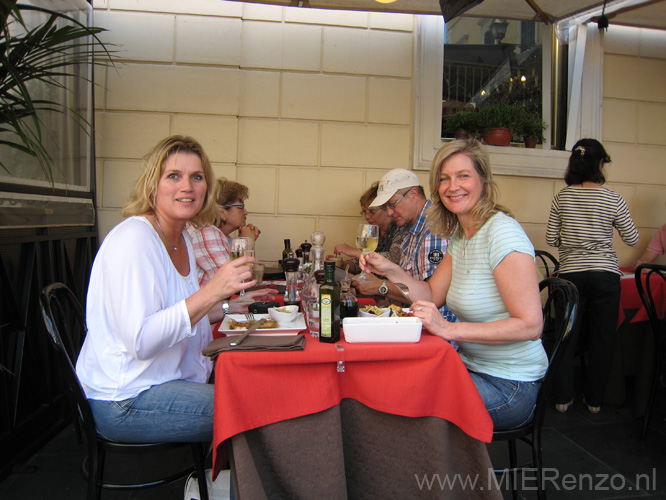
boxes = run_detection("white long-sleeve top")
[76,216,213,401]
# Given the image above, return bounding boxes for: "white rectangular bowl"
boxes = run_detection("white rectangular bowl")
[342,317,422,343]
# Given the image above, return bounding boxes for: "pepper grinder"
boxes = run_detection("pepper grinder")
[282,257,301,309]
[300,240,312,264]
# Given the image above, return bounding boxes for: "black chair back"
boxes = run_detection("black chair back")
[492,277,578,500]
[634,263,666,440]
[532,277,578,430]
[40,283,98,442]
[40,282,209,500]
[535,250,559,278]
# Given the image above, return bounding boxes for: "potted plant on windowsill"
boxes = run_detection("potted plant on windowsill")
[477,103,524,146]
[443,109,479,140]
[518,114,547,148]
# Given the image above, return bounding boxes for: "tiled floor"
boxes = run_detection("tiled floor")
[1,383,665,500]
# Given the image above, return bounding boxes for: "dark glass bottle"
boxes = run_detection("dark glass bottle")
[319,261,340,343]
[339,279,358,321]
[282,239,294,261]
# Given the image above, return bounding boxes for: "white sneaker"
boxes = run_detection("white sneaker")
[555,399,574,413]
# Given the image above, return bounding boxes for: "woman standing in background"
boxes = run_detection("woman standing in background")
[547,138,639,414]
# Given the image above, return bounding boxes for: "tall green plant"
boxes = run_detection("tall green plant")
[0,0,112,183]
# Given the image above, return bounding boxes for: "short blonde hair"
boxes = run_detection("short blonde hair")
[122,135,217,229]
[426,138,511,238]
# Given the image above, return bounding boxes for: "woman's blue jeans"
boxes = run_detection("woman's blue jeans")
[469,371,540,430]
[88,379,214,443]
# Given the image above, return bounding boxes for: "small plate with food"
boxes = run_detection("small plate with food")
[219,313,306,336]
[358,305,391,318]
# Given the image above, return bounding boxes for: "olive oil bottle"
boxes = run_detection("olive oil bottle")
[319,261,340,343]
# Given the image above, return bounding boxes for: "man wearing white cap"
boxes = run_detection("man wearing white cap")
[356,168,456,321]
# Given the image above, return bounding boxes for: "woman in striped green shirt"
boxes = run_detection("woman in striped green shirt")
[361,139,546,430]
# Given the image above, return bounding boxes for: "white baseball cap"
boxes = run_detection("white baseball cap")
[370,168,420,207]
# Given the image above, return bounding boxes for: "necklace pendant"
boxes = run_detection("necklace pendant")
[172,245,177,251]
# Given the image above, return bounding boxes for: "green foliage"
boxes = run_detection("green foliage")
[477,103,525,133]
[443,109,479,135]
[0,0,113,183]
[517,113,547,141]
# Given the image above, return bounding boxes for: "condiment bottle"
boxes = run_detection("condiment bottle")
[282,239,295,261]
[340,277,358,321]
[305,270,325,337]
[300,240,312,264]
[319,261,340,343]
[282,257,300,310]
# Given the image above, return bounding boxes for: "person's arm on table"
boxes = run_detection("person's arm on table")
[412,251,542,345]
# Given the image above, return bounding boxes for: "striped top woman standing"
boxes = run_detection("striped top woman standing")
[546,138,638,415]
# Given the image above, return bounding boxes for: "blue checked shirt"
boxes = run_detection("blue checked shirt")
[400,200,457,322]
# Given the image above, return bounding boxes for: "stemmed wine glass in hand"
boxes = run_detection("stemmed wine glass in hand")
[230,237,255,304]
[355,224,378,282]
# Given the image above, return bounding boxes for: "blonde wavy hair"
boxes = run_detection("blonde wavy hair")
[122,135,217,229]
[426,138,511,238]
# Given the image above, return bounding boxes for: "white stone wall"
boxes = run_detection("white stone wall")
[93,1,666,266]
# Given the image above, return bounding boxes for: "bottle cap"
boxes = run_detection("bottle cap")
[324,261,335,272]
[315,270,326,284]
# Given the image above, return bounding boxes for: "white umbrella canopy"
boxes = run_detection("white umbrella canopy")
[235,0,666,30]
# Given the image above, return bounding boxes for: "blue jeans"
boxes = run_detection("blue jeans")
[469,371,540,430]
[89,380,214,443]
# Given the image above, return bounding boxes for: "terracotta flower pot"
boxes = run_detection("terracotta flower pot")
[524,136,538,148]
[482,127,513,146]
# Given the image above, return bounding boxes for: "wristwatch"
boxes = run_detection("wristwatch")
[378,279,389,296]
[221,300,230,316]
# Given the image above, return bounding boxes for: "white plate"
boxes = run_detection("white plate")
[218,313,306,336]
[342,317,422,343]
[358,306,390,318]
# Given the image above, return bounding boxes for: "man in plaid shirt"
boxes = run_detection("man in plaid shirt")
[367,168,457,322]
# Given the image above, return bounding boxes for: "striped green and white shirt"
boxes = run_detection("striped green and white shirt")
[546,186,638,275]
[447,212,547,382]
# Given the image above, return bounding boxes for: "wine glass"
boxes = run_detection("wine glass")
[355,224,379,282]
[230,237,254,304]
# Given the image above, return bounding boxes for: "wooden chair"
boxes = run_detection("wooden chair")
[634,263,666,441]
[492,277,579,500]
[39,282,209,500]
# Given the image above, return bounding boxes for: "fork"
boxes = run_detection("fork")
[245,312,255,321]
[395,283,411,304]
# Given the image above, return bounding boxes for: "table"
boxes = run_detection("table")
[604,269,666,414]
[211,333,500,499]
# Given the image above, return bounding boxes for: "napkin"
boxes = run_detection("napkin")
[202,334,306,358]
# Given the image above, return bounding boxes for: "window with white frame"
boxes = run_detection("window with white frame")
[414,15,602,178]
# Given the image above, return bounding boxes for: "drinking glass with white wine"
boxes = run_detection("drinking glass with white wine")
[230,236,255,304]
[355,224,379,282]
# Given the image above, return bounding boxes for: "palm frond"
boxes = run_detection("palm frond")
[0,0,114,183]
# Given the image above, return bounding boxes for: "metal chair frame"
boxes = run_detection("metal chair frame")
[535,250,559,278]
[39,282,209,500]
[492,277,579,500]
[634,263,666,441]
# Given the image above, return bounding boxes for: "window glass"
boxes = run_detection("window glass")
[442,17,544,141]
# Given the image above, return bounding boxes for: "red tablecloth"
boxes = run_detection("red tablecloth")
[618,269,666,327]
[211,332,492,479]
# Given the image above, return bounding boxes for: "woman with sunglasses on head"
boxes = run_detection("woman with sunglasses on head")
[332,182,407,271]
[188,178,265,287]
